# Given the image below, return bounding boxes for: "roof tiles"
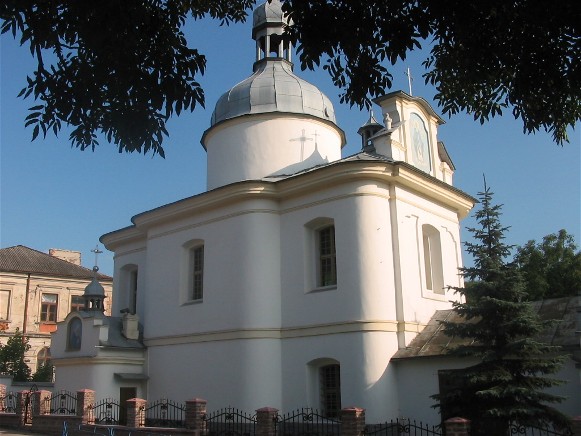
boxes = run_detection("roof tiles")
[0,245,111,281]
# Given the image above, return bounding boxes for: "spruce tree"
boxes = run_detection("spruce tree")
[433,181,570,434]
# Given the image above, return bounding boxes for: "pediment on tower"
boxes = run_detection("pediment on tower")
[364,91,455,185]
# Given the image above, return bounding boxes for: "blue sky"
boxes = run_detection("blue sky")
[1,14,580,277]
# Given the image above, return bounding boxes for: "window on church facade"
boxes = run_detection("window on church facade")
[129,269,138,314]
[422,224,444,294]
[67,317,82,350]
[40,293,58,322]
[318,225,337,287]
[190,245,204,301]
[70,295,84,312]
[120,264,139,314]
[320,364,341,418]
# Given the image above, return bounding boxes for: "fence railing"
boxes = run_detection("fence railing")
[508,422,574,436]
[0,391,16,413]
[92,398,126,425]
[45,390,77,415]
[204,406,257,436]
[276,408,341,436]
[144,398,186,428]
[0,384,578,436]
[365,419,443,436]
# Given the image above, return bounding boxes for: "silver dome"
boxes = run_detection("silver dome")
[211,59,337,126]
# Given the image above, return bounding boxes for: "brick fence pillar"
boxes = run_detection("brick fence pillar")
[126,398,147,428]
[256,407,278,436]
[185,398,207,432]
[31,390,51,416]
[444,417,471,436]
[16,391,29,426]
[76,389,95,424]
[340,407,366,436]
[0,384,6,412]
[571,416,581,436]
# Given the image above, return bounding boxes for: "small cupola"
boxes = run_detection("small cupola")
[357,111,384,152]
[83,247,106,313]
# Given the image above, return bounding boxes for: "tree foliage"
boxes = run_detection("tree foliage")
[0,329,32,382]
[284,0,580,145]
[515,229,581,300]
[433,182,570,434]
[1,0,254,157]
[32,362,54,382]
[1,0,579,155]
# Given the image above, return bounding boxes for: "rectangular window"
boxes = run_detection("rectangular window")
[318,225,337,287]
[40,294,58,322]
[70,295,84,312]
[191,245,204,301]
[0,290,10,320]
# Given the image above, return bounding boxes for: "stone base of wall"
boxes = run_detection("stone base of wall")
[32,415,82,435]
[0,413,20,428]
[65,425,199,436]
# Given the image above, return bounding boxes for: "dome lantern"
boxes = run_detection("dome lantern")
[252,0,292,66]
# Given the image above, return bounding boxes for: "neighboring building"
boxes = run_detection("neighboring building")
[0,245,112,374]
[48,0,580,425]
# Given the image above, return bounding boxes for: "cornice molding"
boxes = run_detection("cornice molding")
[100,160,475,250]
[143,320,428,347]
[52,355,145,366]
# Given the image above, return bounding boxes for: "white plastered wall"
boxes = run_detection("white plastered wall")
[204,115,343,190]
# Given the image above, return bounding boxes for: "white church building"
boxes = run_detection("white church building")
[51,0,580,425]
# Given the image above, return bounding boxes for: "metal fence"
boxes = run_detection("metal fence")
[92,398,126,425]
[276,408,341,436]
[0,391,16,413]
[205,407,257,436]
[144,398,186,428]
[507,422,574,436]
[46,390,77,414]
[365,419,442,436]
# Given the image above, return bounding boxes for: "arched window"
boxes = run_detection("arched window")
[37,347,51,367]
[181,240,205,303]
[305,218,338,291]
[307,358,341,418]
[120,265,139,314]
[422,224,444,294]
[67,317,82,350]
[189,245,205,301]
[317,225,337,287]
